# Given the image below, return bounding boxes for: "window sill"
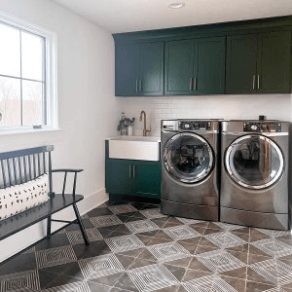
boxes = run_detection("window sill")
[0,127,62,136]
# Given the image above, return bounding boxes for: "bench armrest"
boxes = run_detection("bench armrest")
[51,169,83,199]
[51,169,83,173]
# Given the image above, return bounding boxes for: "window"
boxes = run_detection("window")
[0,17,56,131]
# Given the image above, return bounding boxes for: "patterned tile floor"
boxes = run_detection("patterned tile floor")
[1,201,292,291]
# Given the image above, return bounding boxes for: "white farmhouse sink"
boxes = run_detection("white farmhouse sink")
[108,136,160,161]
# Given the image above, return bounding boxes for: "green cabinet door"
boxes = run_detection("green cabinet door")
[133,161,161,198]
[115,43,139,96]
[196,37,226,94]
[226,35,258,93]
[257,31,291,93]
[165,39,195,95]
[105,159,132,195]
[140,42,164,96]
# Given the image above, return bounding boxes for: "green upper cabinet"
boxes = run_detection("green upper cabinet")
[115,43,139,96]
[226,31,291,94]
[140,42,164,96]
[257,31,291,93]
[196,37,226,94]
[115,41,164,96]
[165,37,226,95]
[226,35,258,93]
[165,39,195,95]
[114,16,292,96]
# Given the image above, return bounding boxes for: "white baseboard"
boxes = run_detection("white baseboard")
[78,188,109,216]
[0,189,109,263]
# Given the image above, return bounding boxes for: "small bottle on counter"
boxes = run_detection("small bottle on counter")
[127,125,133,136]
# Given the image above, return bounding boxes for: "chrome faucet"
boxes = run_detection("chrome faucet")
[139,110,151,136]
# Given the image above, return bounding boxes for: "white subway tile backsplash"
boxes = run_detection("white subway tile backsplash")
[117,94,292,137]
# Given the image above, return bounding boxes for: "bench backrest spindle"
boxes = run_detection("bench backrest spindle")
[0,146,54,190]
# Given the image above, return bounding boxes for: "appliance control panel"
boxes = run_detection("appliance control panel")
[243,122,282,133]
[179,121,211,131]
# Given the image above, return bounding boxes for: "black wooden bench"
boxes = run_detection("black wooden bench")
[0,145,89,250]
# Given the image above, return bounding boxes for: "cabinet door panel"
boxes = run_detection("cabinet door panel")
[196,37,225,94]
[258,31,291,93]
[105,159,132,195]
[165,40,195,95]
[115,43,139,96]
[140,42,164,96]
[226,35,258,93]
[133,161,161,198]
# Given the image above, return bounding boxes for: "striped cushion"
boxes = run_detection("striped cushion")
[0,174,49,221]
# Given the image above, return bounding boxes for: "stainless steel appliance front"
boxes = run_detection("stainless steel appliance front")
[220,120,289,230]
[161,120,220,221]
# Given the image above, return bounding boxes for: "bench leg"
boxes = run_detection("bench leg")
[73,203,89,245]
[47,215,52,238]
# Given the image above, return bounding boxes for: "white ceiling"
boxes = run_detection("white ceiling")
[53,0,292,33]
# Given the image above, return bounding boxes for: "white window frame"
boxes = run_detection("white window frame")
[0,12,58,134]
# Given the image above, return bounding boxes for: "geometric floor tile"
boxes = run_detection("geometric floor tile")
[5,201,292,292]
[196,250,246,273]
[89,215,122,227]
[251,239,292,258]
[214,222,246,231]
[256,228,291,238]
[126,220,159,234]
[42,281,91,292]
[176,217,203,225]
[249,259,292,285]
[205,231,246,248]
[164,225,201,240]
[36,246,77,269]
[0,270,40,292]
[79,254,124,279]
[182,275,237,292]
[38,262,83,289]
[66,228,103,245]
[148,242,190,262]
[128,264,179,292]
[139,208,167,219]
[108,204,138,214]
[105,235,145,253]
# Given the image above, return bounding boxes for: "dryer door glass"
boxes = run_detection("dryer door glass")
[163,132,214,183]
[225,134,284,189]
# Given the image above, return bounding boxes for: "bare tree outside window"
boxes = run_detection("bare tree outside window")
[0,21,46,129]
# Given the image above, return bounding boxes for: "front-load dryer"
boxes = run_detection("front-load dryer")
[221,120,289,230]
[161,120,220,221]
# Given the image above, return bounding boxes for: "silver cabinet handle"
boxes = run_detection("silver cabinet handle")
[193,76,197,91]
[139,80,143,92]
[128,165,132,178]
[189,78,193,91]
[132,165,136,178]
[257,74,260,90]
[252,75,256,90]
[135,80,138,93]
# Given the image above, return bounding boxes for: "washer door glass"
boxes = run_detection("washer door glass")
[225,134,284,189]
[163,132,214,184]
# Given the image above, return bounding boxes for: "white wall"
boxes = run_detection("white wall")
[118,94,292,136]
[0,0,118,262]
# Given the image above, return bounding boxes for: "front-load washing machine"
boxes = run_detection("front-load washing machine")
[221,120,289,230]
[161,120,220,221]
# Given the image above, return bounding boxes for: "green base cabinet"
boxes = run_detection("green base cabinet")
[105,159,161,199]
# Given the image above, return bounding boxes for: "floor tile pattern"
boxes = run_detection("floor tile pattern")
[1,201,292,292]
